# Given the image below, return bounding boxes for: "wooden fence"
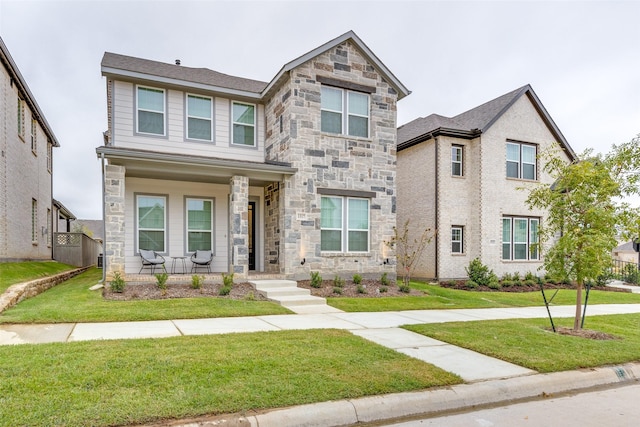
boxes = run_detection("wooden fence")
[53,233,102,267]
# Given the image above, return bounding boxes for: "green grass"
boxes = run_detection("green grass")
[405,313,640,372]
[327,281,640,312]
[0,330,461,427]
[0,261,75,293]
[0,268,289,323]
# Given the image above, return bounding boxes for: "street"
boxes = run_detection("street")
[378,383,640,427]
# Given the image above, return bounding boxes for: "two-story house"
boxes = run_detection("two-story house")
[397,85,576,280]
[98,31,409,280]
[0,37,60,262]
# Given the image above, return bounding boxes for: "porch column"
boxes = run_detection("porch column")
[229,175,249,279]
[105,164,125,279]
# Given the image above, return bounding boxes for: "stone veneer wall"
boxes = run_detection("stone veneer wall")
[229,175,249,278]
[264,40,398,280]
[264,182,281,273]
[104,164,125,279]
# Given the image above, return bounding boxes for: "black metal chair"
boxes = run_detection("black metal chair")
[191,250,213,273]
[139,249,166,274]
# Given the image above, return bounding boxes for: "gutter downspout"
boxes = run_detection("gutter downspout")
[100,152,106,284]
[434,137,439,280]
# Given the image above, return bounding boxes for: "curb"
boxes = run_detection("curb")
[170,362,639,427]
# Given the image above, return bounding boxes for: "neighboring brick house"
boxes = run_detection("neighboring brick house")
[97,31,409,280]
[397,85,577,280]
[0,37,60,261]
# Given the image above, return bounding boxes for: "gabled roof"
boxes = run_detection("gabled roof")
[101,30,410,102]
[398,85,577,161]
[0,37,60,147]
[263,30,410,100]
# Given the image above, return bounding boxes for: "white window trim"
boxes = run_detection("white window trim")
[136,194,167,253]
[321,86,370,138]
[46,140,52,173]
[136,85,166,136]
[321,196,370,253]
[185,197,214,254]
[231,101,256,147]
[17,97,25,140]
[451,226,464,254]
[507,141,537,180]
[452,145,463,177]
[31,119,37,154]
[502,216,540,261]
[186,93,214,142]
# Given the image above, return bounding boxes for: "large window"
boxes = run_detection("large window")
[452,145,463,176]
[321,86,369,138]
[187,94,213,141]
[31,119,37,154]
[502,217,539,260]
[506,142,536,180]
[136,86,165,135]
[31,199,38,244]
[17,97,25,139]
[46,208,52,247]
[47,140,52,173]
[321,196,369,252]
[451,226,463,254]
[137,195,166,252]
[186,198,213,252]
[232,102,256,146]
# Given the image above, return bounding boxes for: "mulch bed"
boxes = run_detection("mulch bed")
[297,279,421,298]
[438,281,626,293]
[103,282,268,301]
[551,327,619,340]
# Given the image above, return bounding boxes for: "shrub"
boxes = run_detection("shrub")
[155,272,169,295]
[333,275,345,288]
[501,280,515,288]
[357,284,366,294]
[623,263,640,284]
[398,284,411,293]
[244,291,255,301]
[109,272,126,293]
[222,272,234,288]
[488,281,502,290]
[523,279,537,286]
[191,274,204,289]
[465,258,498,287]
[379,285,388,293]
[353,274,363,285]
[465,280,478,289]
[333,287,343,295]
[219,285,231,296]
[380,272,389,286]
[310,271,322,288]
[524,271,536,281]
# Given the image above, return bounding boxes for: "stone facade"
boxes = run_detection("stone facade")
[229,175,249,278]
[264,41,399,280]
[104,164,125,278]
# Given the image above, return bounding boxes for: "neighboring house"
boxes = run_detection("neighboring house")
[53,198,76,233]
[97,31,409,279]
[612,241,638,264]
[0,37,60,262]
[397,85,577,280]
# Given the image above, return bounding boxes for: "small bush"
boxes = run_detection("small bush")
[333,275,345,288]
[523,279,537,286]
[357,284,366,294]
[465,258,498,287]
[501,280,515,288]
[524,271,536,281]
[333,287,343,295]
[353,274,363,285]
[219,286,231,296]
[380,272,389,286]
[488,281,502,290]
[379,285,388,293]
[190,274,204,289]
[109,272,126,293]
[465,280,478,289]
[310,271,322,288]
[155,272,169,295]
[222,273,234,288]
[244,291,255,301]
[398,284,411,293]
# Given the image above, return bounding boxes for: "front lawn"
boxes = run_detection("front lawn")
[0,261,75,293]
[327,281,640,312]
[0,330,461,427]
[0,268,289,323]
[405,313,640,372]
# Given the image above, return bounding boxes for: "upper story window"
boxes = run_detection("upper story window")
[320,196,370,252]
[452,145,463,176]
[502,216,539,261]
[232,102,256,146]
[31,119,37,154]
[46,140,52,173]
[136,86,165,135]
[451,226,464,253]
[17,97,25,140]
[137,195,166,252]
[321,86,369,138]
[506,142,536,180]
[187,94,213,141]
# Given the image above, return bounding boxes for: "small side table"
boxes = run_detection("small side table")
[171,256,188,274]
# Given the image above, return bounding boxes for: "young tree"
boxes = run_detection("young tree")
[526,135,640,330]
[386,220,435,289]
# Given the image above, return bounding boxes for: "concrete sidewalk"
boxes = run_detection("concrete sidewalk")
[2,304,640,426]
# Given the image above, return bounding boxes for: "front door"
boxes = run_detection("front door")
[248,201,256,271]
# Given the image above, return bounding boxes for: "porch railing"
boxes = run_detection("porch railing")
[608,259,640,284]
[53,233,102,267]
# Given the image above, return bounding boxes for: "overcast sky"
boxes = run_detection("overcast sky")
[1,0,638,219]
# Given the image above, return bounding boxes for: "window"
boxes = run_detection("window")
[46,208,52,247]
[46,140,52,173]
[17,97,25,139]
[31,199,38,244]
[451,226,463,253]
[506,142,536,180]
[321,196,369,252]
[31,119,37,153]
[452,145,463,176]
[137,195,166,252]
[186,198,213,252]
[321,86,369,138]
[136,86,165,135]
[232,102,255,146]
[502,217,539,260]
[187,94,213,141]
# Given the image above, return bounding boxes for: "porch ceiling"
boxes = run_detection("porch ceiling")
[97,146,296,186]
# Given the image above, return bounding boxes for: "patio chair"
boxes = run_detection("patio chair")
[191,250,213,273]
[139,249,166,274]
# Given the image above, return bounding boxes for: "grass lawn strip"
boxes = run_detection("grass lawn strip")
[405,313,640,373]
[0,330,461,427]
[0,261,75,293]
[0,268,289,324]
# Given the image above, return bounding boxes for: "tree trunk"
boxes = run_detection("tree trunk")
[574,281,583,330]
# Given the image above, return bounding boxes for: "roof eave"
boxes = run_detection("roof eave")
[398,127,480,151]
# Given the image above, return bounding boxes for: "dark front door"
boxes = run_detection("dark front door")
[248,201,256,271]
